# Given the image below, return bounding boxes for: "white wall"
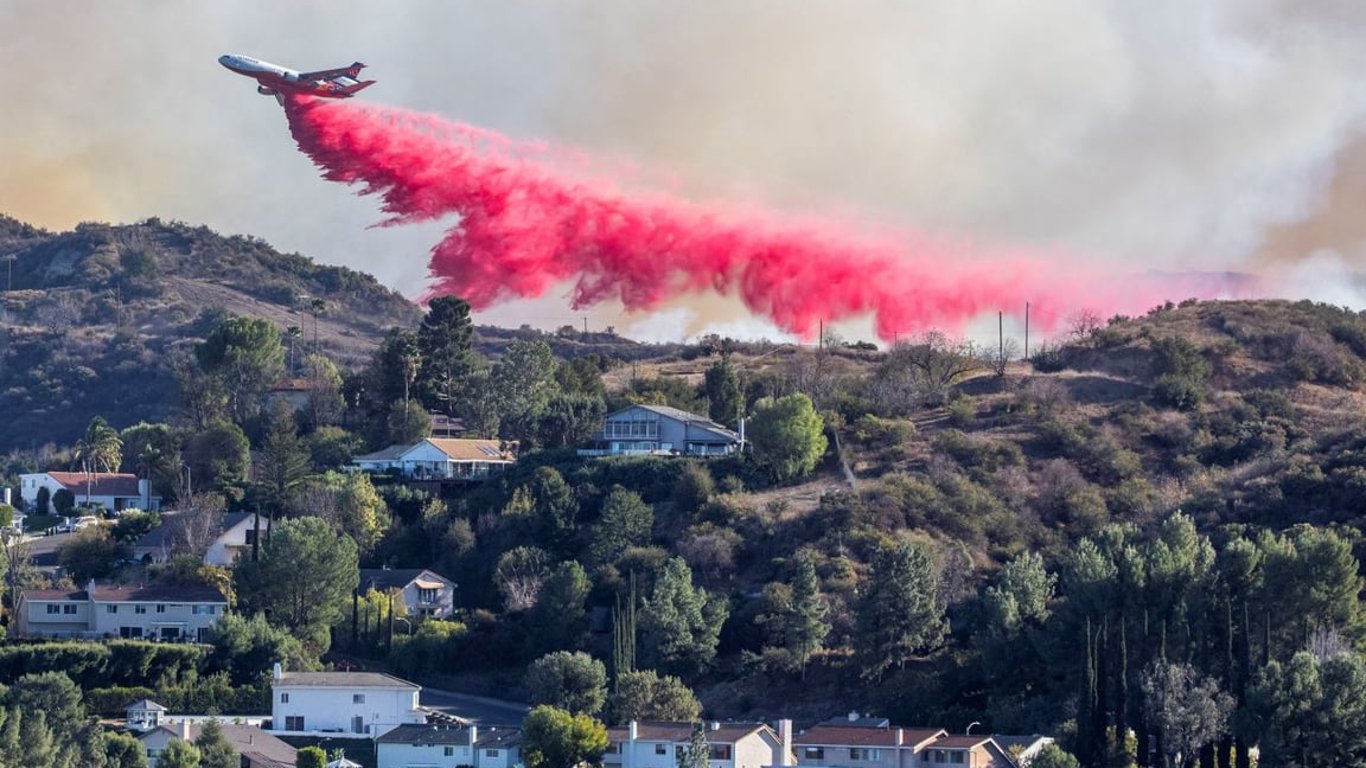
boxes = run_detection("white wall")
[401,576,455,619]
[377,741,473,768]
[272,685,422,735]
[205,514,270,567]
[91,600,226,640]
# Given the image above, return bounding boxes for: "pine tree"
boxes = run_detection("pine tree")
[257,404,310,514]
[640,559,727,675]
[683,723,710,768]
[855,541,945,681]
[787,556,830,678]
[196,719,237,768]
[612,573,638,689]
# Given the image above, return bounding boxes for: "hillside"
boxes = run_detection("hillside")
[0,214,425,453]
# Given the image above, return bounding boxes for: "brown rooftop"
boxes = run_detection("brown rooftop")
[796,725,947,749]
[44,471,145,498]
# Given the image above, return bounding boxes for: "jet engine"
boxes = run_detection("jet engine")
[257,86,278,96]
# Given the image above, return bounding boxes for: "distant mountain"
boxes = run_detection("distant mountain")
[0,214,425,453]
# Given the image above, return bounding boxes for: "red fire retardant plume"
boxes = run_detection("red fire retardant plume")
[282,96,1240,339]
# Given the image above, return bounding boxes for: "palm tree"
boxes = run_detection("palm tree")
[72,417,123,474]
[286,325,303,376]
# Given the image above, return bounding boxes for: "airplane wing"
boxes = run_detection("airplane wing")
[299,61,365,82]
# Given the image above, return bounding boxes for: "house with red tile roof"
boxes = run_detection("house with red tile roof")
[19,471,161,514]
[793,714,1016,768]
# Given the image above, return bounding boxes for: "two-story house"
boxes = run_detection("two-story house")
[19,471,161,514]
[578,405,741,457]
[15,581,228,640]
[375,723,521,768]
[271,665,425,736]
[605,720,792,768]
[793,716,1014,768]
[358,568,457,619]
[133,511,272,566]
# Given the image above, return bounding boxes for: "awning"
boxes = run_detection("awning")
[413,579,444,590]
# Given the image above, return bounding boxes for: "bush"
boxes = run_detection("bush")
[1031,342,1069,373]
[851,414,916,447]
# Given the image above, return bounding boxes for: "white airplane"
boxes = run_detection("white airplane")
[218,54,375,101]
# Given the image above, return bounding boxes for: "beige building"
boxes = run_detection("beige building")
[15,581,228,640]
[605,721,793,768]
[140,720,297,768]
[794,718,1014,768]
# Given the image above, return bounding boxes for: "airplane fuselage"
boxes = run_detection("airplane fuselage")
[218,54,373,99]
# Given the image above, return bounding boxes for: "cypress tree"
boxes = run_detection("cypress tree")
[1234,601,1251,768]
[1117,611,1129,765]
[1093,616,1110,761]
[1136,609,1150,768]
[1078,617,1096,767]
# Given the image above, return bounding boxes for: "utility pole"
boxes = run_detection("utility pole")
[2,254,13,292]
[582,316,588,335]
[1024,301,1031,360]
[818,319,824,351]
[998,311,1004,367]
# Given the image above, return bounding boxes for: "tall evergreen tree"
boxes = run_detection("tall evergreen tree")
[703,356,743,427]
[257,404,311,514]
[195,719,236,768]
[683,723,710,768]
[787,556,831,678]
[854,540,945,681]
[640,558,728,676]
[417,296,479,414]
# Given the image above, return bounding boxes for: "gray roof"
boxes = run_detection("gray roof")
[143,723,296,768]
[276,671,419,689]
[359,568,454,592]
[132,511,265,551]
[22,583,227,604]
[126,699,167,711]
[354,443,414,462]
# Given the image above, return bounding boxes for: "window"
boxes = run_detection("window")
[280,693,290,703]
[485,750,500,758]
[850,749,881,761]
[606,743,621,755]
[949,753,964,765]
[709,745,732,761]
[156,604,166,613]
[419,587,438,603]
[804,748,826,760]
[353,694,366,704]
[445,747,455,757]
[352,715,365,734]
[934,751,946,764]
[192,605,216,615]
[120,627,143,639]
[106,605,118,614]
[244,529,257,545]
[135,605,147,614]
[46,604,60,615]
[284,716,304,731]
[656,744,668,755]
[62,604,77,615]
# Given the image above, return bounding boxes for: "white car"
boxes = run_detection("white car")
[56,516,99,533]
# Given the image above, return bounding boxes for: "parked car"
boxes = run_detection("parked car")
[56,516,99,533]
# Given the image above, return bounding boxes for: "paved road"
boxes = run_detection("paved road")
[24,530,74,569]
[419,687,529,726]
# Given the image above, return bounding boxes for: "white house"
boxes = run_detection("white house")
[132,511,272,566]
[140,720,298,768]
[126,699,168,731]
[271,665,425,736]
[375,723,522,768]
[358,568,457,619]
[793,716,1018,768]
[15,581,228,640]
[19,471,162,514]
[349,438,517,481]
[605,721,793,768]
[989,735,1055,767]
[578,405,741,457]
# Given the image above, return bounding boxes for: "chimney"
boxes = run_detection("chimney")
[272,662,283,681]
[180,720,191,740]
[139,478,150,510]
[628,721,638,741]
[1,487,10,506]
[777,719,793,766]
[738,418,746,447]
[87,578,96,596]
[470,725,479,747]
[848,712,860,723]
[895,729,904,746]
[710,721,720,732]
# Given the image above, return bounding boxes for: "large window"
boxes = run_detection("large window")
[709,745,732,761]
[45,604,60,615]
[850,749,881,761]
[62,605,77,615]
[284,716,304,731]
[656,744,668,755]
[604,417,659,439]
[106,605,117,614]
[353,694,366,704]
[804,748,825,760]
[418,588,438,603]
[135,605,147,614]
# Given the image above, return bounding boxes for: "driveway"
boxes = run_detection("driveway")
[419,687,529,726]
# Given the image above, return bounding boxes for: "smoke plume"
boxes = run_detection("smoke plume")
[283,96,1242,339]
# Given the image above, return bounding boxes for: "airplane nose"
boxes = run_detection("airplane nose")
[218,55,234,68]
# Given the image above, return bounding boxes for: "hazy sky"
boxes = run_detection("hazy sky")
[5,1,1366,338]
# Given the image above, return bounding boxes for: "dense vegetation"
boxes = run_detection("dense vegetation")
[2,212,1366,767]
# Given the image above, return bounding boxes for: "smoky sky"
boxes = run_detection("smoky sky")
[5,1,1366,336]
